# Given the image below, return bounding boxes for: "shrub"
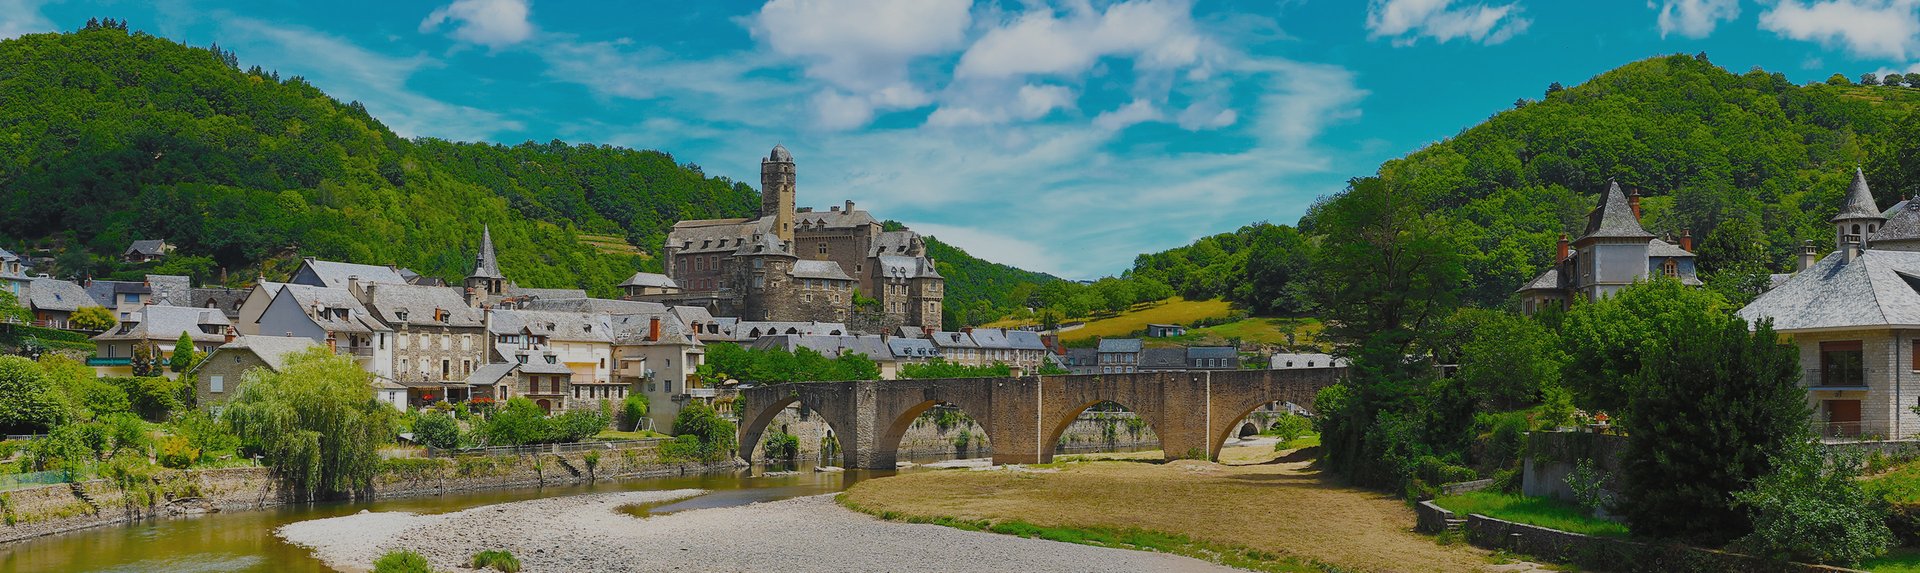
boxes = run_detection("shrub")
[1482,411,1528,467]
[1267,413,1310,444]
[1564,458,1612,515]
[763,431,799,460]
[108,376,189,421]
[372,549,433,573]
[101,412,152,456]
[1888,502,1920,547]
[667,402,736,462]
[0,356,68,433]
[620,393,649,431]
[1735,446,1892,566]
[477,397,549,446]
[470,549,521,573]
[412,412,461,450]
[551,408,610,443]
[157,435,199,469]
[167,410,238,459]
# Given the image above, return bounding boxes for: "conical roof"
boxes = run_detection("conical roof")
[1577,181,1655,242]
[471,225,505,279]
[1833,168,1886,222]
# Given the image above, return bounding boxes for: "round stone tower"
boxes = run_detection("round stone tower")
[762,145,796,243]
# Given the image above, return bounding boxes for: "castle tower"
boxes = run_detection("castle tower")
[1833,168,1886,250]
[762,145,796,244]
[465,225,507,306]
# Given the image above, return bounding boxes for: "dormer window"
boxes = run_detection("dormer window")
[545,356,557,364]
[396,309,410,321]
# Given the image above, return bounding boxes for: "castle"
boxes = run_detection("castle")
[652,145,945,329]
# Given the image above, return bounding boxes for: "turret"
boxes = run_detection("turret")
[1834,168,1886,250]
[465,225,507,306]
[762,145,796,244]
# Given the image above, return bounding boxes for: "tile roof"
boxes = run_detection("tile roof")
[487,309,613,343]
[124,240,167,256]
[361,283,484,328]
[1737,249,1920,331]
[279,284,388,334]
[790,260,854,281]
[1835,168,1886,223]
[1577,181,1656,241]
[1871,199,1920,246]
[1138,347,1187,369]
[1187,346,1238,359]
[27,278,91,313]
[618,272,679,289]
[1097,338,1143,353]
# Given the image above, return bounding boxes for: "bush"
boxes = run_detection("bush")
[668,402,736,462]
[157,435,199,469]
[1734,447,1893,566]
[478,398,550,446]
[412,412,461,450]
[470,549,521,573]
[1266,413,1310,444]
[550,408,610,443]
[101,412,152,456]
[0,356,68,433]
[167,410,238,459]
[372,549,433,573]
[1889,502,1920,547]
[763,431,799,460]
[108,376,189,421]
[620,393,649,431]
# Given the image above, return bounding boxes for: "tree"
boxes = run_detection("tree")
[130,340,161,377]
[1438,309,1563,410]
[1618,307,1807,545]
[0,291,29,324]
[1863,72,1880,86]
[1828,73,1853,86]
[223,347,394,499]
[70,306,115,331]
[412,411,461,450]
[551,407,611,442]
[1545,81,1565,96]
[477,397,551,446]
[169,332,199,373]
[1560,277,1725,414]
[1909,74,1920,88]
[663,402,736,462]
[0,356,68,433]
[620,393,650,432]
[1890,73,1907,88]
[1735,444,1892,565]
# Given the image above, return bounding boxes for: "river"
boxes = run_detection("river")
[0,460,893,573]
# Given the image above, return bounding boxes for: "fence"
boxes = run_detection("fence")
[424,438,664,458]
[0,470,67,492]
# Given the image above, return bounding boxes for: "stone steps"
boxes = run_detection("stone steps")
[68,482,100,515]
[552,455,583,478]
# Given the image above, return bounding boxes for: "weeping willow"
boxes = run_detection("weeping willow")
[223,347,392,500]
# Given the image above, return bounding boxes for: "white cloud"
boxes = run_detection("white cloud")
[0,0,54,40]
[748,0,970,129]
[1760,0,1920,59]
[927,84,1076,128]
[1175,99,1237,131]
[1365,0,1532,46]
[1651,0,1740,38]
[220,17,521,141]
[420,0,535,49]
[957,0,1209,79]
[1093,99,1162,131]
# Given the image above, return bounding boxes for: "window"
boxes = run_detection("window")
[210,375,224,393]
[1661,259,1678,277]
[123,293,139,304]
[1821,341,1864,387]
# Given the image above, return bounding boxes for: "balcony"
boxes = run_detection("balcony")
[337,345,376,358]
[682,387,718,398]
[86,357,131,367]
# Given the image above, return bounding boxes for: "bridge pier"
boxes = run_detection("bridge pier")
[737,369,1341,470]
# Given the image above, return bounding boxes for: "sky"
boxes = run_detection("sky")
[4,1,1919,279]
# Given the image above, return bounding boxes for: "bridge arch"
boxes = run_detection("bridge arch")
[1041,399,1162,458]
[738,383,863,468]
[878,400,996,464]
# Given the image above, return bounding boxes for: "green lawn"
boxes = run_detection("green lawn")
[1866,463,1920,504]
[1059,298,1235,343]
[595,429,670,440]
[1864,549,1920,572]
[1169,317,1323,348]
[1431,492,1629,538]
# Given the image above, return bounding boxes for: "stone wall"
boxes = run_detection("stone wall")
[750,406,1162,463]
[1463,514,1856,573]
[372,444,740,498]
[1522,431,1626,503]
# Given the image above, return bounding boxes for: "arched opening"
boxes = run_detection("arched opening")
[740,396,850,470]
[1211,400,1313,463]
[1238,422,1259,437]
[880,400,994,465]
[1045,400,1160,458]
[535,399,552,415]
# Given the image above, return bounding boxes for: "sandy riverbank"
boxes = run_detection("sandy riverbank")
[278,488,1243,572]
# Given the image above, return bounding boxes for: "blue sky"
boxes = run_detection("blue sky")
[3,1,1918,279]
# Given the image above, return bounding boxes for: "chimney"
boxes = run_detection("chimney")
[1627,189,1642,219]
[346,275,360,297]
[220,266,228,284]
[325,332,338,353]
[649,316,661,342]
[1679,229,1693,252]
[1555,234,1569,262]
[1798,240,1818,272]
[1845,237,1863,264]
[223,326,236,344]
[961,326,972,334]
[845,200,855,213]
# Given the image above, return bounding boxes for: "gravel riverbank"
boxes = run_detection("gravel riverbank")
[279,489,1243,572]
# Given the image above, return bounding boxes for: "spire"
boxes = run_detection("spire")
[1576,180,1655,243]
[1832,167,1885,223]
[471,225,504,279]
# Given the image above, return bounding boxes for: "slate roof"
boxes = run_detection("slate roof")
[297,259,409,289]
[792,207,876,230]
[929,331,978,349]
[668,305,716,328]
[504,286,590,301]
[610,312,700,346]
[967,328,1010,349]
[1737,249,1920,331]
[668,218,773,254]
[1835,168,1886,223]
[1065,347,1097,366]
[519,297,666,315]
[146,275,192,306]
[191,287,250,319]
[1138,348,1187,370]
[871,231,922,257]
[465,362,518,386]
[618,272,679,289]
[220,335,321,371]
[790,260,854,281]
[1269,353,1348,368]
[471,225,505,279]
[886,337,940,359]
[734,233,797,257]
[729,321,850,340]
[487,309,613,343]
[93,305,231,343]
[1187,346,1238,359]
[1871,199,1920,245]
[1005,330,1047,351]
[27,278,91,313]
[1577,181,1656,241]
[768,144,792,162]
[1097,338,1143,353]
[1517,268,1562,293]
[875,255,941,279]
[1648,239,1695,258]
[751,334,889,361]
[124,240,167,256]
[278,284,388,334]
[0,246,16,262]
[360,283,484,328]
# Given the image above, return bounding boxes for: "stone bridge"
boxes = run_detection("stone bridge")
[738,369,1341,469]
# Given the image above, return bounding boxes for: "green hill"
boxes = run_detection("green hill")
[0,23,1054,309]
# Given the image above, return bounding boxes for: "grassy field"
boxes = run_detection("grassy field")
[1866,549,1920,572]
[1058,297,1234,342]
[595,429,670,440]
[1431,492,1629,538]
[840,439,1510,572]
[1164,317,1324,348]
[577,233,650,258]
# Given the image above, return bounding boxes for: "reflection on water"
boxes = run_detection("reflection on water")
[0,460,908,573]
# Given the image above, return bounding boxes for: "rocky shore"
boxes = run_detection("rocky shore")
[278,490,1242,572]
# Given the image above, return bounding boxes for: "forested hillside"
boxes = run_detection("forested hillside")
[0,23,1053,309]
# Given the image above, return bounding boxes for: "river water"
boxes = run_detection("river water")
[0,460,897,573]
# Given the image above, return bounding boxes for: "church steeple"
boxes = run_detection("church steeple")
[465,225,506,304]
[1833,168,1886,250]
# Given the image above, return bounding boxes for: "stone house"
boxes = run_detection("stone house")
[251,283,394,379]
[617,272,680,298]
[88,305,230,377]
[1517,181,1701,315]
[1064,348,1098,375]
[26,277,91,329]
[356,282,487,406]
[190,287,249,321]
[187,334,323,410]
[0,247,28,300]
[122,239,172,264]
[1187,346,1240,370]
[1739,169,1920,439]
[287,258,410,290]
[612,312,706,430]
[885,337,941,373]
[925,330,984,366]
[1096,338,1143,374]
[86,275,191,321]
[487,309,613,413]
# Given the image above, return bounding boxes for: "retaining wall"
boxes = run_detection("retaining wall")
[1522,431,1626,502]
[1462,514,1858,573]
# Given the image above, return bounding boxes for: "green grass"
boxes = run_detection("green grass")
[1432,492,1629,538]
[1273,434,1320,451]
[1864,549,1920,572]
[595,429,670,440]
[1866,461,1920,504]
[1167,317,1324,348]
[837,495,1338,573]
[1059,298,1235,342]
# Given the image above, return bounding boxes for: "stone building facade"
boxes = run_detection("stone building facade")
[656,145,944,330]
